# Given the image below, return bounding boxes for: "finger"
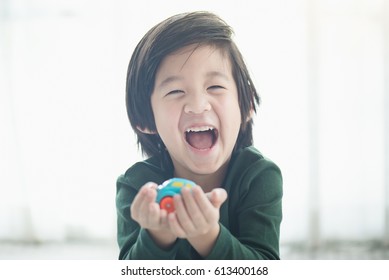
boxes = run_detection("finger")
[168,212,187,238]
[138,184,158,215]
[181,187,207,227]
[136,189,154,221]
[132,183,157,209]
[132,183,157,222]
[160,209,169,228]
[173,194,196,233]
[141,187,160,227]
[180,187,201,213]
[144,183,158,202]
[147,201,161,227]
[192,187,218,223]
[131,186,148,220]
[209,188,228,208]
[145,186,158,203]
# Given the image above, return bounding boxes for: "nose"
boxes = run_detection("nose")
[184,92,211,114]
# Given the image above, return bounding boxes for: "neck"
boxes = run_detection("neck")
[174,163,229,193]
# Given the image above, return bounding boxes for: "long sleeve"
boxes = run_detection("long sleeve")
[116,175,179,259]
[116,172,201,260]
[115,146,282,260]
[206,165,283,259]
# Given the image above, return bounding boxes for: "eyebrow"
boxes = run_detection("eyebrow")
[205,71,231,81]
[157,75,184,89]
[157,71,231,89]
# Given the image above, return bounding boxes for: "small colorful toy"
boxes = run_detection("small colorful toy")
[156,178,196,213]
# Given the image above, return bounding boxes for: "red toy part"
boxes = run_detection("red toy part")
[159,196,175,213]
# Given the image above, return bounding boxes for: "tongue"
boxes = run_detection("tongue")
[186,131,213,150]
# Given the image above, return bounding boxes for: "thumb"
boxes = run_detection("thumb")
[208,188,227,208]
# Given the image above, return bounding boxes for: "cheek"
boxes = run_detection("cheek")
[217,98,242,139]
[151,97,167,128]
[229,101,242,136]
[230,110,243,138]
[152,102,180,135]
[224,97,242,125]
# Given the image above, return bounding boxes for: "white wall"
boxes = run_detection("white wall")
[0,0,387,246]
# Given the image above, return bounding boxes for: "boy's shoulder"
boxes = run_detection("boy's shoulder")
[225,146,282,186]
[225,146,282,202]
[231,146,279,171]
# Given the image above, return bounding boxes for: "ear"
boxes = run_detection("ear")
[136,126,157,134]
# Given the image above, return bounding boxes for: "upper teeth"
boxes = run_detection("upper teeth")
[186,126,214,133]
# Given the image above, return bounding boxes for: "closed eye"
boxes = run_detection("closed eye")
[166,89,184,96]
[208,85,224,90]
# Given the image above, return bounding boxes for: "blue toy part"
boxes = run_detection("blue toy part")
[156,178,196,213]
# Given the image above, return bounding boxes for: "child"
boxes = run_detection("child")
[116,11,283,260]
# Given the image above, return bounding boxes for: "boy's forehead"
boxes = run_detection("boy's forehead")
[156,44,232,80]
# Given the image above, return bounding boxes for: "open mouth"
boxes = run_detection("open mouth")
[185,126,218,150]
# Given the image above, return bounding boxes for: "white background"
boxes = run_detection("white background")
[0,0,388,253]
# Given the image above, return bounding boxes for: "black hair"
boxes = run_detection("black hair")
[126,11,260,161]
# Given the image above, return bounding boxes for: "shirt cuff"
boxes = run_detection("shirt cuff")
[204,223,228,260]
[136,228,178,259]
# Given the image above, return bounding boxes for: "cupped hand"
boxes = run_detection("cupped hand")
[130,182,169,231]
[131,182,177,248]
[167,186,227,239]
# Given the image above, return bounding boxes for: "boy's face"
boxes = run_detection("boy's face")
[151,44,241,180]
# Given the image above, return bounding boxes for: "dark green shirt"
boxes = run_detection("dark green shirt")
[116,146,283,259]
